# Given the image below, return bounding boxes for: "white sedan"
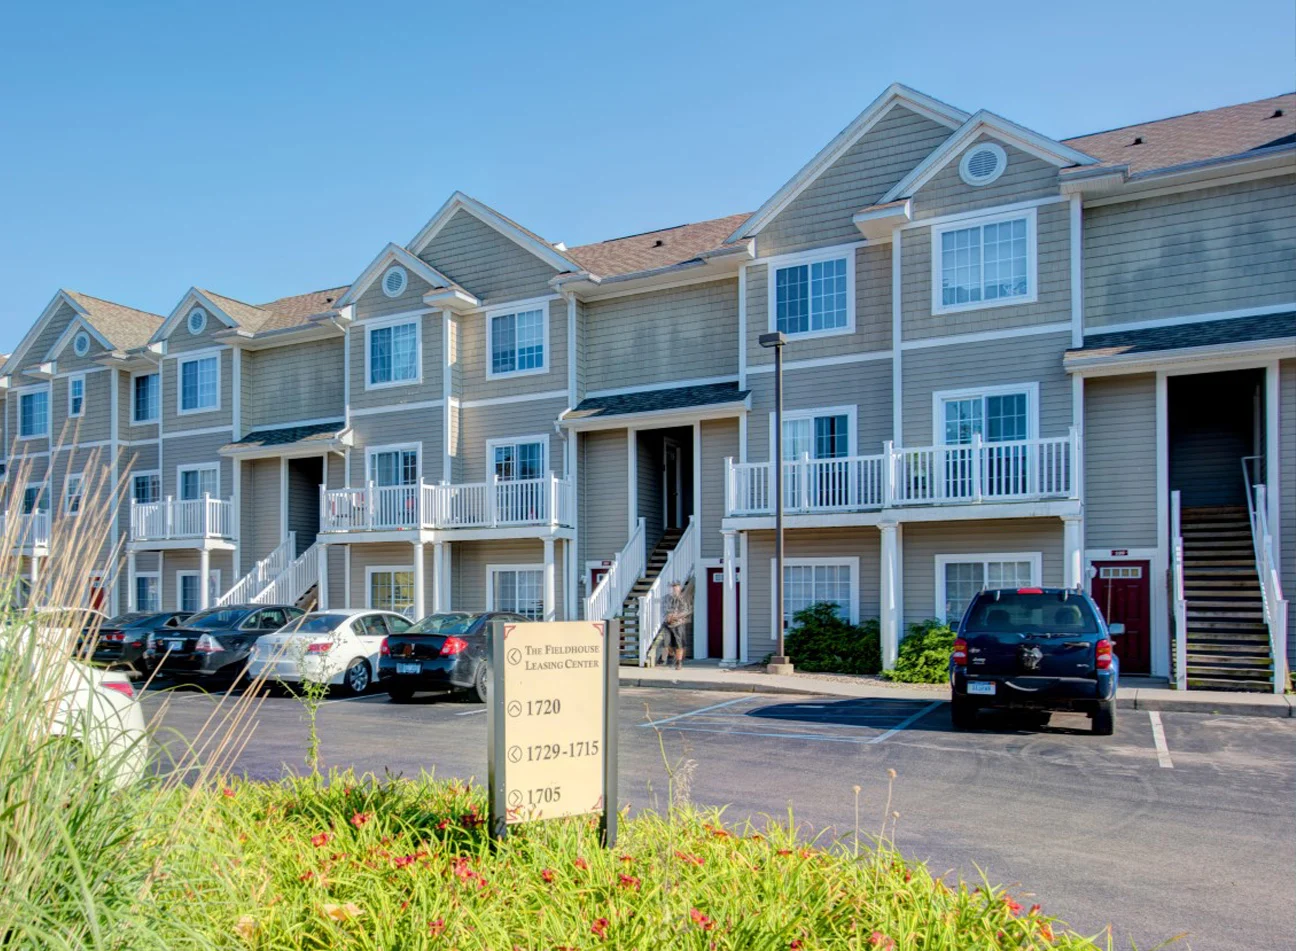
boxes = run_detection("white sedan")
[248,609,413,695]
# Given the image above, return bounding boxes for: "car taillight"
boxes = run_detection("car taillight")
[101,681,135,700]
[195,634,223,654]
[380,637,389,656]
[1016,587,1044,595]
[952,638,968,667]
[305,641,333,654]
[102,631,125,643]
[440,636,468,656]
[1096,639,1113,670]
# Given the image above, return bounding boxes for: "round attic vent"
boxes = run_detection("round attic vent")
[382,265,408,298]
[187,307,208,335]
[73,331,91,356]
[959,143,1007,186]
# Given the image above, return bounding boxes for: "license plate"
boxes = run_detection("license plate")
[396,663,420,675]
[967,681,996,696]
[166,640,184,652]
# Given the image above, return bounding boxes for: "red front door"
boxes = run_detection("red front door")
[705,568,740,658]
[1091,561,1151,675]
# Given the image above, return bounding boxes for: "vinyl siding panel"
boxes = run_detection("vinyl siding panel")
[1083,375,1158,549]
[241,458,282,565]
[901,331,1072,446]
[242,340,344,430]
[160,432,233,500]
[53,370,111,444]
[584,281,738,394]
[747,360,893,461]
[354,267,435,320]
[901,518,1064,626]
[28,302,80,365]
[162,349,233,430]
[636,431,664,553]
[347,410,444,485]
[419,210,559,305]
[347,542,430,612]
[699,418,738,558]
[457,298,566,399]
[53,334,112,374]
[911,136,1060,220]
[578,429,629,566]
[160,550,234,611]
[451,539,565,618]
[760,106,954,256]
[348,312,443,414]
[165,306,234,355]
[1084,175,1296,328]
[10,385,52,457]
[455,397,567,485]
[120,371,161,440]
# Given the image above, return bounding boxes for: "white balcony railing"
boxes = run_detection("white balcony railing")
[218,533,297,605]
[638,516,697,667]
[726,431,1080,517]
[1242,458,1289,694]
[1,511,51,549]
[130,495,234,542]
[585,517,646,622]
[320,473,576,534]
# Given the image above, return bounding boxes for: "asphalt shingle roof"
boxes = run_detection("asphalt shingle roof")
[1066,314,1296,361]
[564,214,753,278]
[223,421,346,452]
[563,382,749,422]
[63,292,164,351]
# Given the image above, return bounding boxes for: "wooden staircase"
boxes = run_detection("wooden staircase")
[616,527,685,664]
[1181,505,1274,692]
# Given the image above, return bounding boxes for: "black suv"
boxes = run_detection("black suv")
[949,587,1121,734]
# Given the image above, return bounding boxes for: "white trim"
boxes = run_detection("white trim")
[900,321,1071,352]
[930,206,1038,316]
[565,294,577,405]
[1069,195,1083,349]
[66,373,85,418]
[460,389,568,408]
[746,349,891,375]
[349,399,444,418]
[443,311,454,484]
[485,563,547,618]
[1080,157,1296,207]
[131,469,161,504]
[769,556,861,637]
[3,290,91,375]
[959,142,1007,187]
[627,428,637,536]
[1082,547,1167,679]
[767,404,858,463]
[363,312,423,391]
[1066,339,1296,378]
[53,439,112,452]
[900,195,1066,233]
[1082,303,1296,337]
[160,425,234,439]
[484,297,554,380]
[364,442,422,485]
[63,472,83,516]
[161,344,227,362]
[155,289,238,343]
[245,415,344,433]
[762,244,858,341]
[130,370,161,425]
[892,228,903,444]
[47,315,113,362]
[365,564,416,611]
[176,462,220,500]
[1264,362,1281,576]
[381,265,408,299]
[17,384,51,440]
[333,244,459,310]
[175,352,221,416]
[933,551,1043,623]
[931,381,1040,444]
[175,568,222,612]
[408,192,577,273]
[133,571,161,613]
[586,375,740,400]
[1154,371,1169,670]
[485,433,550,481]
[52,366,108,379]
[186,307,208,336]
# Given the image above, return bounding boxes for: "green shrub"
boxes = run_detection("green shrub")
[884,619,956,683]
[784,602,881,674]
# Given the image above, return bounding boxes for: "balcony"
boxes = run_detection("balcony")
[130,496,235,545]
[320,473,576,535]
[1,511,51,551]
[726,432,1079,517]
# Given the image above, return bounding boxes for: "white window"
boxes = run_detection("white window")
[487,301,549,378]
[22,484,48,514]
[366,318,420,388]
[935,553,1042,623]
[64,474,83,515]
[366,445,419,487]
[178,465,219,501]
[177,570,221,613]
[775,407,855,462]
[489,437,547,482]
[767,248,854,338]
[936,385,1035,446]
[68,374,85,418]
[132,471,161,505]
[488,565,545,619]
[133,373,160,423]
[178,355,219,414]
[932,208,1036,314]
[368,567,415,615]
[19,389,49,438]
[135,573,160,613]
[772,557,859,633]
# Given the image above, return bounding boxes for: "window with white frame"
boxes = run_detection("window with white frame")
[780,410,853,462]
[19,390,49,438]
[367,446,419,487]
[770,251,853,337]
[491,438,546,482]
[68,375,85,418]
[135,573,160,613]
[368,568,415,615]
[367,319,420,387]
[178,570,221,613]
[488,305,547,376]
[22,484,47,514]
[133,472,161,505]
[936,553,1041,623]
[64,474,83,515]
[178,465,219,501]
[935,385,1036,497]
[932,209,1036,314]
[178,355,219,413]
[133,373,160,423]
[489,566,544,619]
[775,558,858,632]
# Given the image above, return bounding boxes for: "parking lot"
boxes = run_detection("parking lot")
[144,682,1295,951]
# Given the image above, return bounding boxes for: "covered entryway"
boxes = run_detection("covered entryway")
[1168,369,1264,508]
[635,426,694,551]
[287,457,323,556]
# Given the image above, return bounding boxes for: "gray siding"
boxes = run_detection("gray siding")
[347,312,443,415]
[911,135,1060,220]
[578,429,628,566]
[457,298,567,399]
[27,301,80,366]
[451,538,565,619]
[346,541,433,612]
[161,348,233,431]
[160,550,234,610]
[1085,175,1296,328]
[419,209,559,304]
[52,369,111,444]
[699,418,738,558]
[584,280,738,394]
[635,431,664,553]
[455,396,568,485]
[354,265,436,320]
[243,339,344,430]
[159,432,233,500]
[1083,375,1158,550]
[347,409,444,485]
[747,360,892,461]
[241,458,282,565]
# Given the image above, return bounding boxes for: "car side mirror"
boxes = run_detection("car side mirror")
[1108,623,1125,636]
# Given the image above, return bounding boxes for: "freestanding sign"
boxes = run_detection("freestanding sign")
[487,619,619,846]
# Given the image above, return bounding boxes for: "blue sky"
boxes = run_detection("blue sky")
[1,0,1292,351]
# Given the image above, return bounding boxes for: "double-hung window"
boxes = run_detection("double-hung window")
[68,375,85,418]
[133,373,159,423]
[135,574,160,613]
[22,484,48,515]
[936,553,1041,623]
[936,385,1035,498]
[778,408,853,509]
[178,571,221,613]
[488,305,547,377]
[771,252,852,337]
[178,355,219,413]
[64,474,83,515]
[490,566,544,620]
[133,472,161,505]
[367,447,419,487]
[777,558,858,632]
[367,320,420,387]
[179,465,219,501]
[369,568,415,615]
[491,439,546,482]
[19,390,49,438]
[933,209,1036,314]
[367,446,419,526]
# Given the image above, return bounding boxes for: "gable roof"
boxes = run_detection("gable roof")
[564,214,752,278]
[1061,92,1296,177]
[2,289,164,376]
[727,84,970,242]
[333,243,472,310]
[258,286,348,324]
[407,191,580,274]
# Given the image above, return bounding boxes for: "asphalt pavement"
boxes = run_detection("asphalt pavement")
[142,681,1296,951]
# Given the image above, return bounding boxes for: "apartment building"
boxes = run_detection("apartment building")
[2,84,1292,691]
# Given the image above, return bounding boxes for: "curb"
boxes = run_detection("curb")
[1127,693,1293,719]
[618,677,837,697]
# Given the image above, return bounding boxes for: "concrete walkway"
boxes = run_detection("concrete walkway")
[620,664,1294,717]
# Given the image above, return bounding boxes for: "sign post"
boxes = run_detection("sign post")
[488,618,619,846]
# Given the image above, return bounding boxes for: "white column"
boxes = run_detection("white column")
[542,537,556,621]
[317,544,329,610]
[880,523,899,670]
[30,557,41,604]
[432,541,446,613]
[1062,515,1083,589]
[564,538,576,621]
[443,542,453,612]
[127,551,138,612]
[722,530,738,665]
[198,548,211,610]
[412,541,426,620]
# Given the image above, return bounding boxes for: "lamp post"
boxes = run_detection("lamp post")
[759,330,793,675]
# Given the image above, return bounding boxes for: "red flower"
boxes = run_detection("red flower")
[1003,896,1023,916]
[591,917,610,940]
[428,918,446,936]
[436,818,451,831]
[790,942,803,950]
[1040,922,1054,941]
[298,870,314,882]
[776,849,793,856]
[399,900,409,912]
[618,854,634,863]
[540,868,555,883]
[1029,903,1042,916]
[674,850,704,866]
[310,832,331,848]
[222,787,235,798]
[574,857,589,871]
[350,812,371,828]
[618,872,641,890]
[393,854,417,869]
[868,933,895,950]
[689,908,715,931]
[452,857,475,881]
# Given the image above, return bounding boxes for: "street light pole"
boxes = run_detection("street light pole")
[759,331,793,675]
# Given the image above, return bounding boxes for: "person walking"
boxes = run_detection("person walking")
[663,580,692,671]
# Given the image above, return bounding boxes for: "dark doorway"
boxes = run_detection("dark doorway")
[287,457,323,555]
[1168,369,1264,508]
[635,426,694,552]
[1091,561,1151,675]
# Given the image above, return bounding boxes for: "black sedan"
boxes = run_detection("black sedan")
[379,611,529,703]
[147,604,305,680]
[92,611,192,675]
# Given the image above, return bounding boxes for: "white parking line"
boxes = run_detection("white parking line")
[867,700,944,745]
[638,696,754,727]
[1148,711,1174,768]
[456,708,486,716]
